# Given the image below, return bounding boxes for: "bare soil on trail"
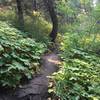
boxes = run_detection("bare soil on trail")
[0,53,60,100]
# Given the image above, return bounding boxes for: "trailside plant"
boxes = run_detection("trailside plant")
[53,50,100,100]
[0,21,46,87]
[52,32,100,100]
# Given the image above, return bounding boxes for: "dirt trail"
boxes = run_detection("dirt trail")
[0,53,60,100]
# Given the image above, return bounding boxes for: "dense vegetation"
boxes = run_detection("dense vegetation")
[0,21,46,87]
[53,33,100,99]
[52,0,100,99]
[0,0,100,99]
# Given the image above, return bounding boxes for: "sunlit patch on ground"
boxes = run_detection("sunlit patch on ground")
[47,58,61,65]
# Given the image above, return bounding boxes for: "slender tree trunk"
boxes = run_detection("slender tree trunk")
[16,0,24,30]
[33,0,37,11]
[43,0,58,42]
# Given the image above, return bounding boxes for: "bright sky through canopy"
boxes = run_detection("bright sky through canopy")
[93,0,97,7]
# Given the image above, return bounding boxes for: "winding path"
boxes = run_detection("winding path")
[0,53,60,100]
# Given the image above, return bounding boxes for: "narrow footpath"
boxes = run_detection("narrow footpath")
[0,53,60,100]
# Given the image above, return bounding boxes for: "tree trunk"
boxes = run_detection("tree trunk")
[43,0,58,42]
[33,0,37,11]
[16,0,24,30]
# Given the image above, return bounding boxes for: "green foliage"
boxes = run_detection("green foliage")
[0,8,16,24]
[53,30,100,100]
[53,49,100,100]
[0,9,52,43]
[60,32,100,54]
[24,15,52,43]
[0,21,46,87]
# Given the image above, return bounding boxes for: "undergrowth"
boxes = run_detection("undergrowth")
[52,32,100,100]
[0,21,46,87]
[0,9,52,43]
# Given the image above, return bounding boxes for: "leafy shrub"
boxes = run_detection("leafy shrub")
[60,32,100,54]
[53,49,100,100]
[0,8,17,25]
[24,15,52,43]
[53,32,100,100]
[0,21,46,87]
[0,9,52,43]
